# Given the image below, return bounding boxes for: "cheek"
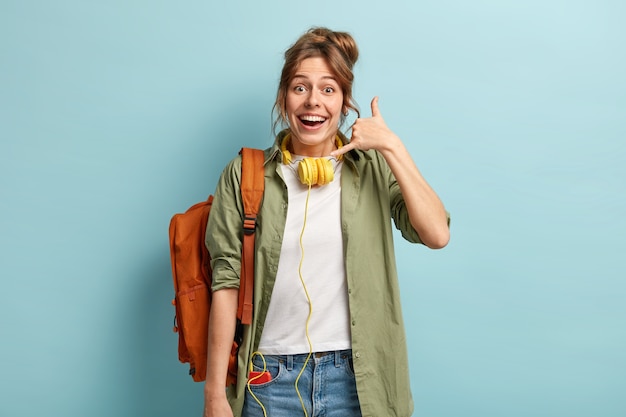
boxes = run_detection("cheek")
[330,98,344,119]
[285,94,300,115]
[284,97,294,115]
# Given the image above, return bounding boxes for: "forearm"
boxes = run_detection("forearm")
[379,137,450,249]
[204,288,239,398]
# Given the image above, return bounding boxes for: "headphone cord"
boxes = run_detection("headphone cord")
[294,182,314,417]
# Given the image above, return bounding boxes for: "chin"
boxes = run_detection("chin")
[293,126,336,143]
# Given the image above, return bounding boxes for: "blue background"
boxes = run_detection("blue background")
[1,1,624,416]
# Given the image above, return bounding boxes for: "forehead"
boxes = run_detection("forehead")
[292,57,336,80]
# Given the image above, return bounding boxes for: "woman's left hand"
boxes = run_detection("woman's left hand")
[331,96,399,157]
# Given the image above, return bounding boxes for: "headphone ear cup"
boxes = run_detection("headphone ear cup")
[318,158,333,185]
[326,159,334,183]
[315,158,325,185]
[298,158,315,185]
[297,158,334,186]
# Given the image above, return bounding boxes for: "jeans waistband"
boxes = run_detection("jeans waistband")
[255,350,352,369]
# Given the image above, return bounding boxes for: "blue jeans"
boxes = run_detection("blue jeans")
[242,350,362,417]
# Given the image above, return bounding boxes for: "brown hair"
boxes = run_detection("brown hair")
[273,27,360,133]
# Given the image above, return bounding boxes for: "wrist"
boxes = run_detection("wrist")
[378,133,404,156]
[204,382,228,399]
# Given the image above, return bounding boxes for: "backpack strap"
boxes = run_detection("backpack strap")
[238,147,265,325]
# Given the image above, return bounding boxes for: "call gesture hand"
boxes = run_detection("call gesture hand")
[330,96,450,249]
[331,96,399,157]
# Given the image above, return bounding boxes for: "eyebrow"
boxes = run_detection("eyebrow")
[292,74,338,82]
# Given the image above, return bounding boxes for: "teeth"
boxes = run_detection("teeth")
[300,115,326,122]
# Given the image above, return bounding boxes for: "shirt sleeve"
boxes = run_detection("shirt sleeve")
[385,155,451,244]
[386,165,424,244]
[206,155,244,291]
[374,150,450,244]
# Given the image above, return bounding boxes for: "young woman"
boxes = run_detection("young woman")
[203,27,450,417]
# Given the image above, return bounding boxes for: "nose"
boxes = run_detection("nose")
[305,90,320,107]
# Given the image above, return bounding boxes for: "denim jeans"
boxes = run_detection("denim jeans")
[242,350,362,417]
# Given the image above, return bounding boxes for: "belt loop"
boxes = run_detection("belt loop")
[334,350,340,368]
[287,354,294,371]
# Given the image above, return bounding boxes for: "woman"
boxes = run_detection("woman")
[203,27,450,417]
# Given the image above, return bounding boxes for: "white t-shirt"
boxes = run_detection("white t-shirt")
[257,157,351,355]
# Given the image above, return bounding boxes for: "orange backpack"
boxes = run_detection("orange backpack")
[169,148,265,384]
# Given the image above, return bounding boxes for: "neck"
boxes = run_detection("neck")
[282,132,344,163]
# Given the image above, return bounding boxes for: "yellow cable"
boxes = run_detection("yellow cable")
[294,182,314,417]
[246,351,269,417]
[248,181,315,417]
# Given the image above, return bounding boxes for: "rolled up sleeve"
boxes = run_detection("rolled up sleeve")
[206,156,245,291]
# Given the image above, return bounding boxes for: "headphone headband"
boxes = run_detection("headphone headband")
[280,133,344,165]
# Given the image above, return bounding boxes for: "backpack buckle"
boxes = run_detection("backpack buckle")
[243,216,257,235]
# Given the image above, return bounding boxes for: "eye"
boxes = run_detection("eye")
[293,85,306,93]
[323,87,335,94]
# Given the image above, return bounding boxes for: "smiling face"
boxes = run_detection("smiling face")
[285,57,344,157]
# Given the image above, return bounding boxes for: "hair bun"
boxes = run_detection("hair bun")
[309,27,359,68]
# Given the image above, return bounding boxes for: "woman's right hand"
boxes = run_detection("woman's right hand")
[203,394,233,417]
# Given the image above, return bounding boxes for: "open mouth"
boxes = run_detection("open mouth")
[299,115,327,127]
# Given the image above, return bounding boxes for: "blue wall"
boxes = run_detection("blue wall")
[1,1,624,416]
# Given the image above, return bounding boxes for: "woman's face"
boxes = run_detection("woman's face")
[285,56,344,157]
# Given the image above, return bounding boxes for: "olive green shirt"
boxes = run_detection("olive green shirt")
[207,131,442,416]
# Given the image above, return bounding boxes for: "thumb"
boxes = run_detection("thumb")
[370,96,381,117]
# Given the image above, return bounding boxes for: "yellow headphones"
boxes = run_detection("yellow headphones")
[281,133,344,186]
